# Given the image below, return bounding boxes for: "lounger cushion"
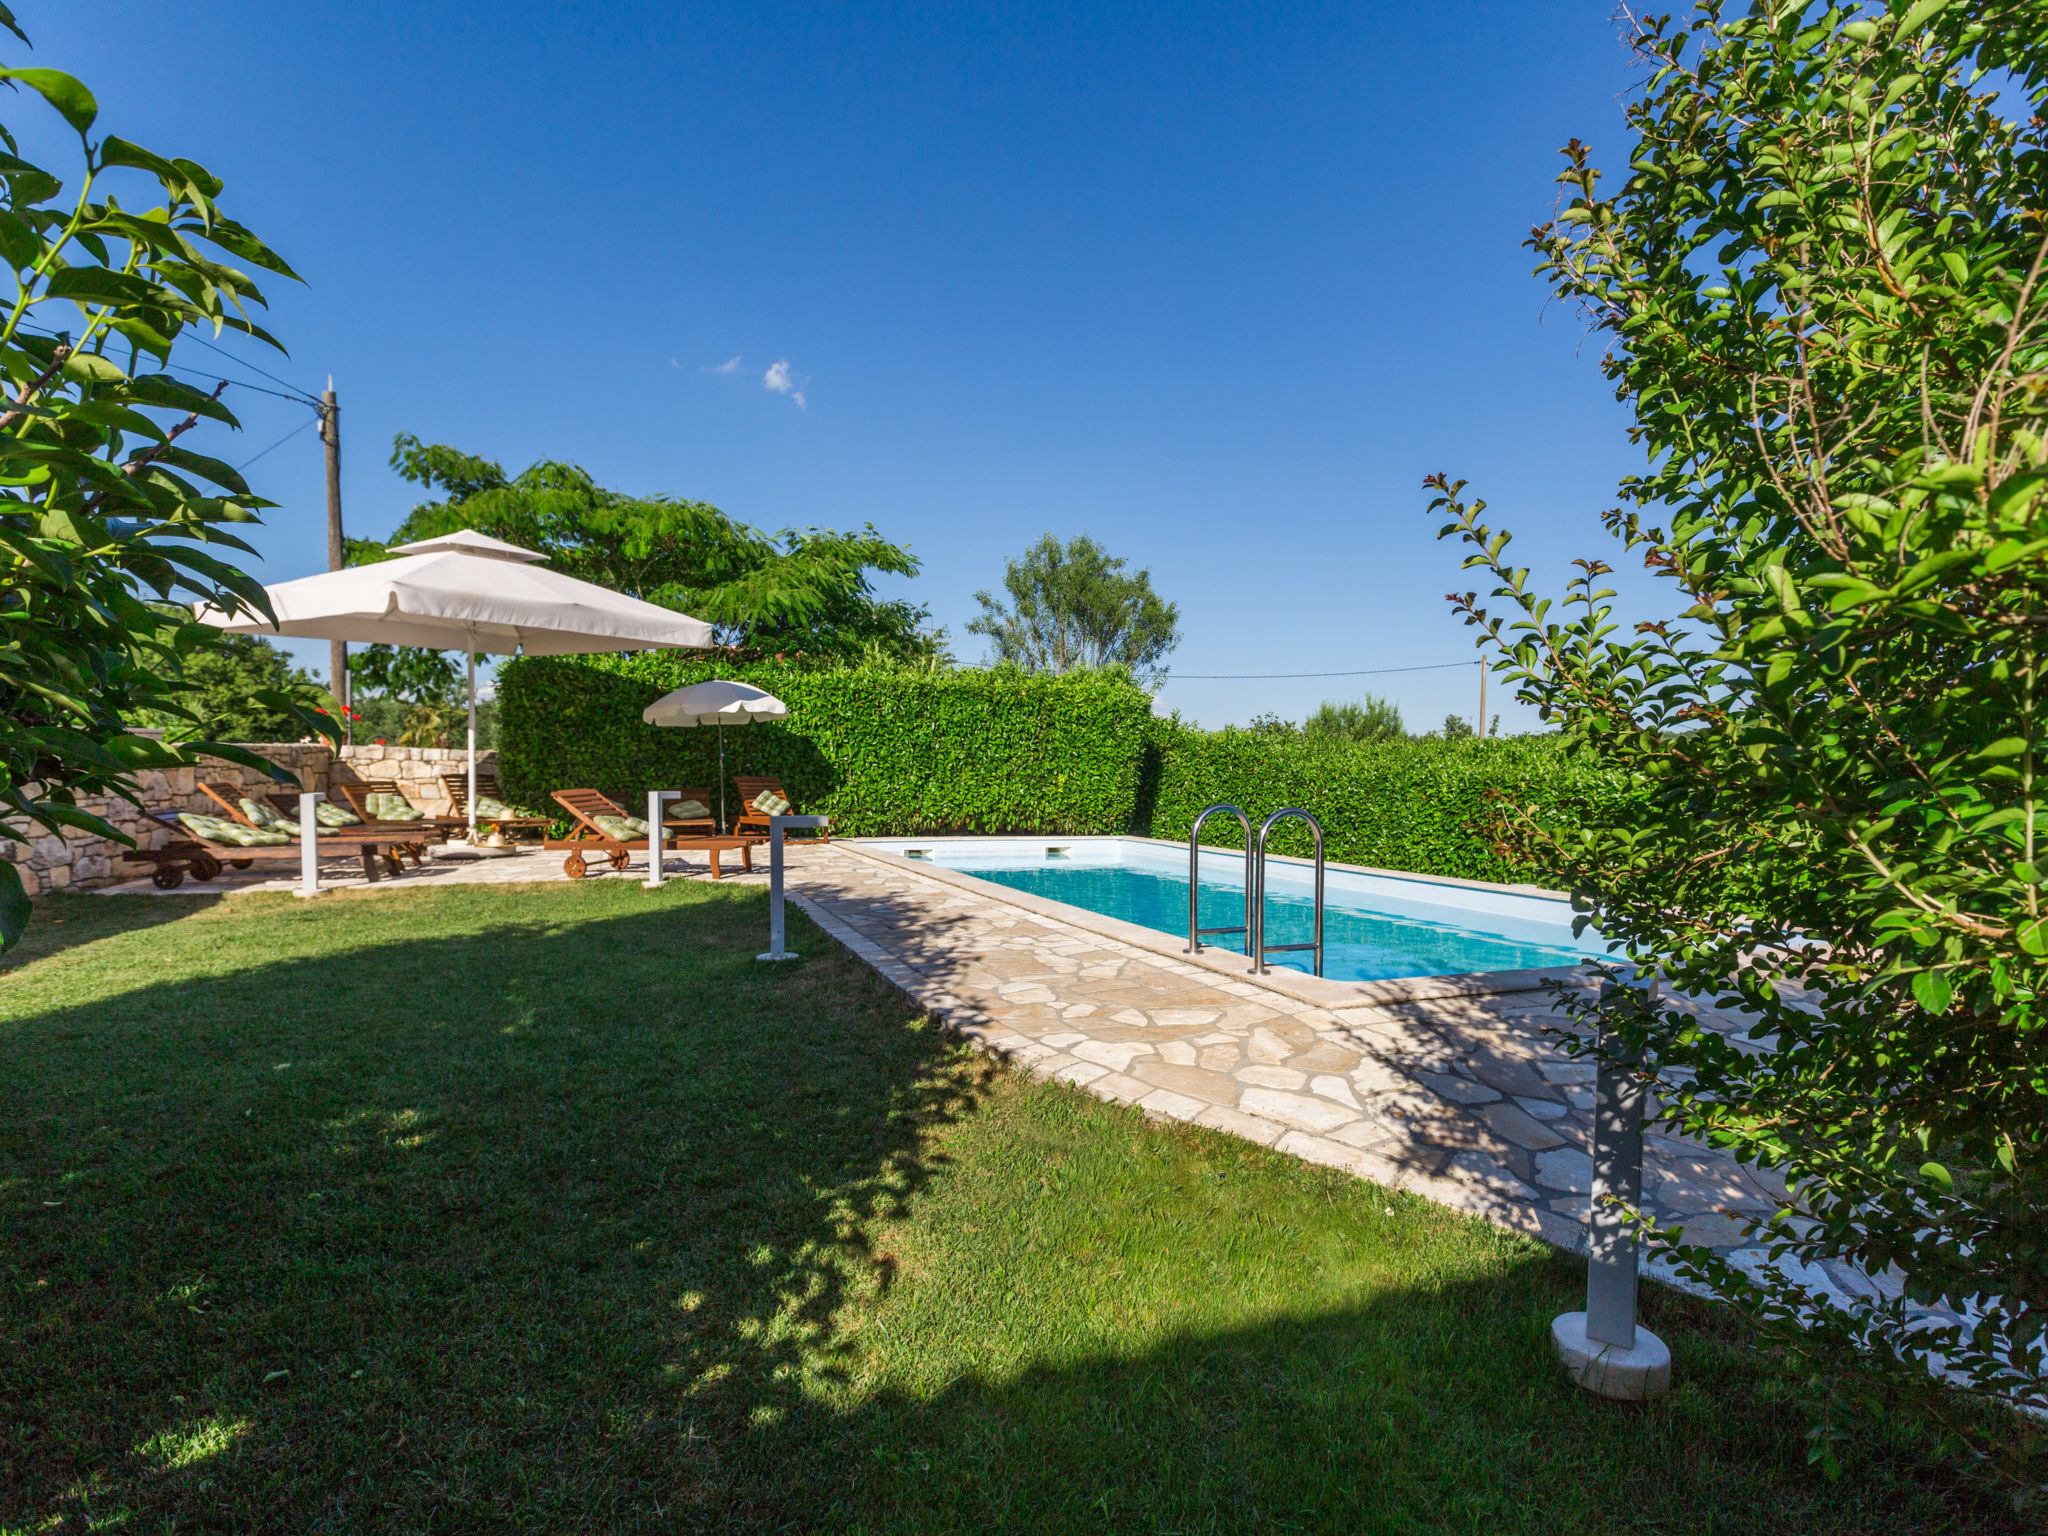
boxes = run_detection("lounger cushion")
[179,811,289,847]
[749,790,792,817]
[475,794,543,821]
[239,798,302,838]
[667,799,711,821]
[366,792,425,822]
[591,813,651,841]
[316,801,362,827]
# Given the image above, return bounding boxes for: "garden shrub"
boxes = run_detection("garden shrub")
[498,656,1154,836]
[1146,724,1620,885]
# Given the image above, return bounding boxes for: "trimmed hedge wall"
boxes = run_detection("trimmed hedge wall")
[501,655,1619,886]
[1147,727,1622,885]
[498,655,1155,836]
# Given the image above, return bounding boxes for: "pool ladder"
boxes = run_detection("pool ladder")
[1185,803,1326,977]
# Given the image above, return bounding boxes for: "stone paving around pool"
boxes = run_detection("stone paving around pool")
[789,842,1899,1311]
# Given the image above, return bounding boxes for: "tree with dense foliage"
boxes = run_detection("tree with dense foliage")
[134,633,325,743]
[1434,0,2048,1481]
[0,20,328,946]
[357,436,942,661]
[967,533,1181,687]
[1304,695,1404,744]
[347,642,468,747]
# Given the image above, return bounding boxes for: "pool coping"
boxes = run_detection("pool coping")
[833,837,1602,1010]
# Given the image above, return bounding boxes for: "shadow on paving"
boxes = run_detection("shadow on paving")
[0,890,2023,1535]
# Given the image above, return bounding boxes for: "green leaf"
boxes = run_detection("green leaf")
[59,351,127,385]
[0,860,28,952]
[1918,1161,1952,1190]
[0,206,40,269]
[1896,0,1952,36]
[0,67,98,136]
[42,266,159,309]
[1911,970,1952,1013]
[2018,919,2048,957]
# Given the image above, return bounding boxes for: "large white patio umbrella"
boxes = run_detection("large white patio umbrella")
[641,679,788,833]
[198,529,715,837]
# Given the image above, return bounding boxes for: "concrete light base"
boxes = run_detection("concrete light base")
[755,950,801,963]
[1552,1312,1671,1401]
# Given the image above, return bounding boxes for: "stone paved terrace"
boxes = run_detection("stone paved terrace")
[96,832,1892,1310]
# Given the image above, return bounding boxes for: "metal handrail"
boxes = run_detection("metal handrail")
[1186,802,1255,956]
[1253,808,1325,977]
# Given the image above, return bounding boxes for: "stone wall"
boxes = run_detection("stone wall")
[4,743,332,895]
[3,743,499,894]
[332,744,499,818]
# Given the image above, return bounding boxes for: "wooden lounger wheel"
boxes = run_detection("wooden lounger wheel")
[188,854,223,882]
[608,847,630,871]
[152,865,184,890]
[231,858,253,869]
[564,850,587,879]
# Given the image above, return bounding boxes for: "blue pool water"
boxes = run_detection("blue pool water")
[959,860,1596,982]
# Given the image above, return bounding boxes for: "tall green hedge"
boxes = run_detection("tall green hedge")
[497,655,1155,836]
[1146,727,1624,885]
[501,654,1620,886]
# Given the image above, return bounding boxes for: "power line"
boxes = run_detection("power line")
[10,320,320,405]
[235,415,317,471]
[1170,660,1478,680]
[177,328,321,403]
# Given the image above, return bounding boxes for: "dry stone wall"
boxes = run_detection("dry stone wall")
[4,742,497,894]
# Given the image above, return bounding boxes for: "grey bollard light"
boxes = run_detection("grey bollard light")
[757,814,829,962]
[296,790,324,899]
[1552,968,1673,1401]
[642,789,681,889]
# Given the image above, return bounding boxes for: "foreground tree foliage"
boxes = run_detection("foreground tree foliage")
[132,633,325,743]
[1435,0,2048,1489]
[359,435,942,661]
[0,16,328,947]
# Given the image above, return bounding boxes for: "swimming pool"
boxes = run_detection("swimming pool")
[856,836,1606,983]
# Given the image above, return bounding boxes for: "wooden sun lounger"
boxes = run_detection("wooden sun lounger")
[662,787,717,837]
[330,779,465,836]
[129,808,420,887]
[732,776,827,842]
[546,788,656,878]
[199,778,441,869]
[440,772,551,839]
[545,788,763,879]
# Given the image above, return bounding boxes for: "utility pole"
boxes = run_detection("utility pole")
[319,379,346,718]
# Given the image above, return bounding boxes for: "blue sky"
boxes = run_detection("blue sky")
[22,1,1647,730]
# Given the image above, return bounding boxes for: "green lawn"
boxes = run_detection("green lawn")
[0,882,2022,1534]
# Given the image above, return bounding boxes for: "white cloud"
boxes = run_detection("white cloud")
[668,357,679,368]
[763,358,806,408]
[705,355,743,374]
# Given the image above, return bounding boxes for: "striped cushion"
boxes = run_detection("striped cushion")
[239,798,301,838]
[749,790,792,817]
[179,811,289,847]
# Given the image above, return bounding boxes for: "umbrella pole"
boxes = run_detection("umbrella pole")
[718,721,726,834]
[466,650,477,842]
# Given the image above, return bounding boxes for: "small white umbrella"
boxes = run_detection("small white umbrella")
[642,679,789,833]
[199,530,715,837]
